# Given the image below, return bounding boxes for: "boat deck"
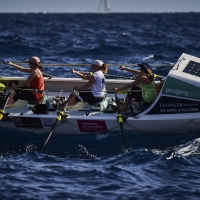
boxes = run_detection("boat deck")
[5,91,138,117]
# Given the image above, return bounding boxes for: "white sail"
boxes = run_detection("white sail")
[98,0,111,13]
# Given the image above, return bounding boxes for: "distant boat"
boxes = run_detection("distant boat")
[98,0,111,13]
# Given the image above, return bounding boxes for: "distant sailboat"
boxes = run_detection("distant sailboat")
[98,0,111,13]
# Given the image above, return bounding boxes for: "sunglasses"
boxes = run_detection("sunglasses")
[29,62,38,65]
[90,64,98,67]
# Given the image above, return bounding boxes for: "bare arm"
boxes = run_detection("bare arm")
[7,62,32,73]
[74,76,95,90]
[120,65,142,76]
[71,69,91,80]
[14,71,36,88]
[113,77,142,92]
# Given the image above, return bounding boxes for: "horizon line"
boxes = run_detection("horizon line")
[0,11,199,14]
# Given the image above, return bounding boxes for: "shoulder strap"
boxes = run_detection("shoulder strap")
[35,69,42,77]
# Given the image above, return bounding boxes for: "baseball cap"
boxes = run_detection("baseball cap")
[26,56,40,65]
[137,63,150,72]
[91,60,104,67]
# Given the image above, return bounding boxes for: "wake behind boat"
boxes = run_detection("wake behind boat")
[0,53,200,135]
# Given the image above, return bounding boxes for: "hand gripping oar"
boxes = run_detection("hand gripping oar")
[40,93,73,153]
[0,91,11,120]
[115,92,127,150]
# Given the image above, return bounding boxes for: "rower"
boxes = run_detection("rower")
[5,56,45,108]
[113,63,157,112]
[60,60,108,112]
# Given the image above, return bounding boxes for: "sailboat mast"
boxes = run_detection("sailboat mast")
[98,0,111,13]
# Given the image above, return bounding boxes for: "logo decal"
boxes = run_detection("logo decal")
[13,117,43,129]
[77,120,107,132]
[162,76,200,100]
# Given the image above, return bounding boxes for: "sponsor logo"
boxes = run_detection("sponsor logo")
[165,88,200,98]
[147,96,200,115]
[13,117,43,129]
[77,120,107,132]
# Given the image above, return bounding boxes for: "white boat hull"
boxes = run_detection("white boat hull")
[1,109,200,135]
[1,53,200,135]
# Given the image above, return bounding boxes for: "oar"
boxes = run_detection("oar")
[42,72,56,78]
[40,93,73,153]
[0,91,11,120]
[0,62,171,66]
[80,71,166,80]
[3,59,55,79]
[79,71,132,79]
[131,74,166,80]
[115,92,127,150]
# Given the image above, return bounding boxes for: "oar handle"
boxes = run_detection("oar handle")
[2,59,10,65]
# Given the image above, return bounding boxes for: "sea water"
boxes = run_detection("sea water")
[0,13,200,199]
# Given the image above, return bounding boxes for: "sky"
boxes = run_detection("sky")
[0,0,200,13]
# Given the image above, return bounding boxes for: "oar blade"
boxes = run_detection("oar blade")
[40,93,73,153]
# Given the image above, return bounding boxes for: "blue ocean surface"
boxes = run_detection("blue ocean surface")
[0,13,200,199]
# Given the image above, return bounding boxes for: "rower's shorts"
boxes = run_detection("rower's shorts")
[75,91,104,104]
[13,87,36,102]
[129,86,142,102]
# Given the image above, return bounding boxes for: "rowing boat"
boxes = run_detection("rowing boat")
[0,53,200,135]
